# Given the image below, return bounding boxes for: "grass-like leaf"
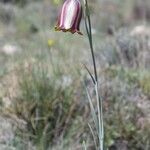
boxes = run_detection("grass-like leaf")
[85,85,98,133]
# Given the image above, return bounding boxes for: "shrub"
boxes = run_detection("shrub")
[8,62,83,149]
[139,74,150,98]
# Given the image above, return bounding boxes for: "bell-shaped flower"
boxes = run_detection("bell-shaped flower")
[55,0,82,35]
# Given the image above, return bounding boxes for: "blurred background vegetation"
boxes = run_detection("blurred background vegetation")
[0,0,150,149]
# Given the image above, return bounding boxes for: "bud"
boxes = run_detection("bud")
[55,0,82,35]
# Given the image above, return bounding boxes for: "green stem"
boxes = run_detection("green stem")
[84,0,104,150]
[84,1,98,82]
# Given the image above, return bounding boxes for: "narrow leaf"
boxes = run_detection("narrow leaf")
[83,64,96,84]
[85,85,98,133]
[88,123,98,150]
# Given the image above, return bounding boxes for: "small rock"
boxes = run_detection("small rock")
[130,25,150,37]
[1,44,19,55]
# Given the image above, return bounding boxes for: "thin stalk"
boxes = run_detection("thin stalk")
[95,83,104,150]
[83,141,87,150]
[84,0,98,82]
[84,0,104,150]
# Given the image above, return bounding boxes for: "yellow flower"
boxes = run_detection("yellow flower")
[47,39,55,47]
[53,0,61,5]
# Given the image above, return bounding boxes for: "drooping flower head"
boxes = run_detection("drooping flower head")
[55,0,82,35]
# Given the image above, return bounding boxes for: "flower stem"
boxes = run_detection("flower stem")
[84,0,104,150]
[84,1,97,82]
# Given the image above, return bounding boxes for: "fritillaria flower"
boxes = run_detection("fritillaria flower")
[55,0,83,35]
